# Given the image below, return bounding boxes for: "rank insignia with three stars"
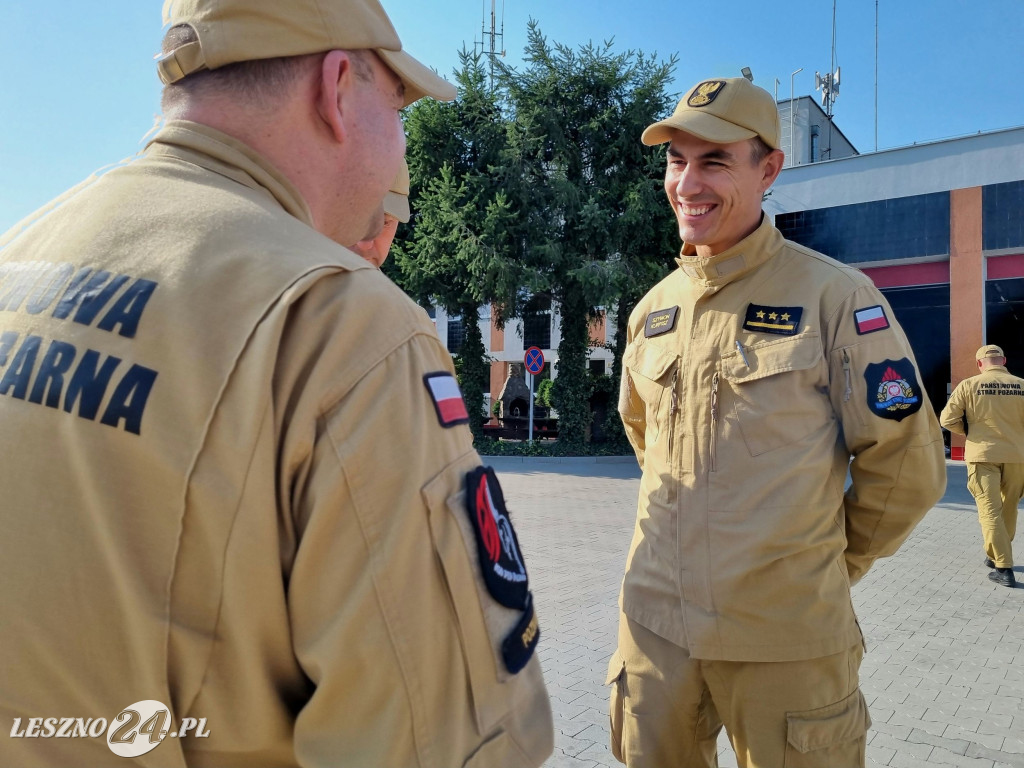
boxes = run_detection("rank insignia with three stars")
[742,304,803,336]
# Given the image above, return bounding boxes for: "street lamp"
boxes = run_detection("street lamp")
[790,68,803,166]
[741,67,753,82]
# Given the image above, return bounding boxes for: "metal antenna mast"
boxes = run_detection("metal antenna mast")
[473,0,506,88]
[814,0,841,159]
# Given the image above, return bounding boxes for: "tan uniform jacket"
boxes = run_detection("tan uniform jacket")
[618,217,946,662]
[939,367,1024,463]
[0,121,552,768]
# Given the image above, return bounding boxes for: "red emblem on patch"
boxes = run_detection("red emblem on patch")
[465,467,529,610]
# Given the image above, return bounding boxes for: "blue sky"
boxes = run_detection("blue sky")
[2,1,1022,232]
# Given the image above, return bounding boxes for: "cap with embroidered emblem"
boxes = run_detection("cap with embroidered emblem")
[641,76,780,149]
[157,0,456,107]
[976,344,1005,359]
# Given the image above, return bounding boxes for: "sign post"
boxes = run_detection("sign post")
[523,346,545,443]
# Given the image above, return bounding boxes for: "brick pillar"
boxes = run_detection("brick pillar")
[588,310,607,346]
[948,187,984,461]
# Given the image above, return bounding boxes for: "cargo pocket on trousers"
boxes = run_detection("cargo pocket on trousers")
[784,688,871,768]
[605,650,627,764]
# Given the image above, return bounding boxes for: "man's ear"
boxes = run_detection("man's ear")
[760,148,785,190]
[317,49,353,144]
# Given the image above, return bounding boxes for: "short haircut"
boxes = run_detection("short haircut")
[160,25,374,112]
[749,136,774,166]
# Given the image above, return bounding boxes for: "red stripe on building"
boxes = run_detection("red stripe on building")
[860,261,950,289]
[987,253,1024,280]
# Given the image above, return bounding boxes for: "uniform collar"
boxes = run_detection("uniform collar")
[674,214,783,287]
[144,120,315,228]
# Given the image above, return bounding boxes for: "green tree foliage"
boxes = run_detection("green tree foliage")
[496,23,678,449]
[535,378,555,409]
[390,52,518,441]
[394,29,678,451]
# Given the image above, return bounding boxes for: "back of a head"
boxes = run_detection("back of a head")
[976,344,1006,369]
[158,0,455,107]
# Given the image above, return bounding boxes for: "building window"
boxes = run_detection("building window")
[447,315,465,354]
[810,125,819,163]
[589,359,606,375]
[523,295,552,350]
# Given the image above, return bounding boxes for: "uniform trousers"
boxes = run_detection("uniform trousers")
[608,616,870,768]
[967,461,1024,569]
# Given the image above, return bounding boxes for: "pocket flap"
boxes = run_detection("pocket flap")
[624,341,677,383]
[462,730,512,768]
[604,650,625,685]
[786,689,871,753]
[722,333,822,383]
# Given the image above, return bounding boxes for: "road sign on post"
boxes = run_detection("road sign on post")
[524,347,545,375]
[523,347,545,442]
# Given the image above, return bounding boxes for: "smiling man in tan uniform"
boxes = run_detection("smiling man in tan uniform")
[607,77,946,767]
[940,344,1024,588]
[0,1,552,766]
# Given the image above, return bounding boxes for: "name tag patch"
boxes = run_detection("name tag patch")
[465,466,529,610]
[644,306,679,337]
[854,305,890,335]
[423,372,470,428]
[502,594,540,674]
[743,304,802,336]
[865,358,922,421]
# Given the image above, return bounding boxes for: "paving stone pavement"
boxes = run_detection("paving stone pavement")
[486,457,1024,768]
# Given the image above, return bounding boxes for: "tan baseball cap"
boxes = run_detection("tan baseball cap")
[976,344,1005,359]
[383,158,410,223]
[157,0,456,106]
[642,77,781,149]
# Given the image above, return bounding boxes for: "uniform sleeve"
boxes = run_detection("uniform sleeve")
[618,319,647,469]
[825,285,947,585]
[619,360,647,469]
[287,330,553,768]
[939,382,968,435]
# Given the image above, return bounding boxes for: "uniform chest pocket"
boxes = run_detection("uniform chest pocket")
[623,342,678,413]
[721,334,832,457]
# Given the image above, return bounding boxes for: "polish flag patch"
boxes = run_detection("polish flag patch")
[423,372,470,427]
[854,305,890,335]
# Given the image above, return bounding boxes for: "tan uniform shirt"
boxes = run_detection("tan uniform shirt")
[618,217,946,662]
[940,367,1024,463]
[0,121,552,768]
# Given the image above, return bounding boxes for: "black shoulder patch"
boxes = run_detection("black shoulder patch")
[743,304,803,336]
[465,466,529,610]
[864,358,923,421]
[644,306,679,337]
[502,594,540,674]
